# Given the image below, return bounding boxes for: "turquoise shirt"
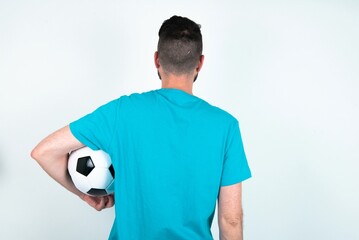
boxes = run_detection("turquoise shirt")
[70,88,251,239]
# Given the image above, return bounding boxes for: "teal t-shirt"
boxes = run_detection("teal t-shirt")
[69,88,251,240]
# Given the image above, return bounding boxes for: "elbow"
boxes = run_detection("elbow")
[220,216,242,227]
[30,145,45,163]
[218,215,243,240]
[30,147,40,161]
[219,209,243,229]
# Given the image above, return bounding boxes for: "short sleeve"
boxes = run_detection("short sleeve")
[69,99,119,152]
[220,120,252,186]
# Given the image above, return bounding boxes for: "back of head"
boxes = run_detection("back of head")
[157,16,203,75]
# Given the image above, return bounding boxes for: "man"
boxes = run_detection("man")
[31,16,251,240]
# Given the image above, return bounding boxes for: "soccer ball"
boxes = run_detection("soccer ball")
[68,146,115,196]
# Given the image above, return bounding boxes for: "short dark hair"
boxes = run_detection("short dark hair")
[157,16,203,75]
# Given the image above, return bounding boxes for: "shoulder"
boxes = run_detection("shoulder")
[118,89,157,103]
[111,90,158,116]
[199,99,239,125]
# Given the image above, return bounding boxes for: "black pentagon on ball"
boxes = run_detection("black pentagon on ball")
[88,188,108,196]
[76,156,95,176]
[109,165,115,178]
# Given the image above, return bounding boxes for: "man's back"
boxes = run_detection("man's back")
[31,16,251,240]
[70,88,251,239]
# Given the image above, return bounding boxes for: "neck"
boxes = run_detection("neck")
[160,74,194,95]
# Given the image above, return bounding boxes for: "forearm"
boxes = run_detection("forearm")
[31,126,85,198]
[32,150,84,197]
[219,214,243,240]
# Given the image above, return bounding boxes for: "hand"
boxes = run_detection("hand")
[80,194,115,211]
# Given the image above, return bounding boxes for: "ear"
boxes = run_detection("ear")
[196,55,205,73]
[154,51,160,69]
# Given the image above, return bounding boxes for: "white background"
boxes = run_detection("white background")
[0,0,358,239]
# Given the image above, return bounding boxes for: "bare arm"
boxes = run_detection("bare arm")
[31,125,84,196]
[31,125,114,211]
[218,182,243,240]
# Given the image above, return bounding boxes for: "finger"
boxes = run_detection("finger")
[83,195,98,209]
[83,195,103,211]
[93,198,102,211]
[105,195,114,208]
[103,196,109,206]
